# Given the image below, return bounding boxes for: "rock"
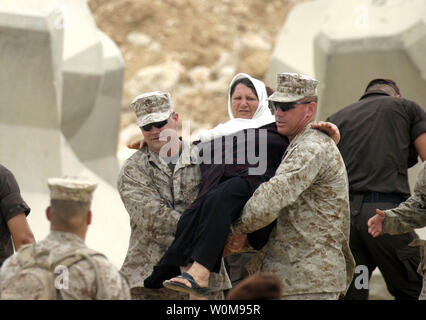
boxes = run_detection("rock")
[188,66,211,86]
[127,60,185,97]
[240,32,272,52]
[238,50,270,80]
[126,31,152,46]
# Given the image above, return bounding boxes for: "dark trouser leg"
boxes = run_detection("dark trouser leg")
[190,177,251,272]
[343,220,376,300]
[144,177,251,288]
[344,199,422,300]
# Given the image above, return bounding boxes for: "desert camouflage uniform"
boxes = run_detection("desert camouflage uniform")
[118,144,231,299]
[382,161,426,299]
[232,124,355,299]
[0,231,130,299]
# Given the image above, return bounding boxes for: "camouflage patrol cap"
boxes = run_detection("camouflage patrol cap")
[130,91,173,128]
[268,73,319,103]
[48,176,97,202]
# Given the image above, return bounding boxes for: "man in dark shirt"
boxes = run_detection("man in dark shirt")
[0,164,34,266]
[327,78,426,300]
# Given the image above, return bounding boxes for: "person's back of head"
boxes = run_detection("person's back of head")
[49,199,90,233]
[364,78,401,97]
[46,177,97,241]
[226,273,283,300]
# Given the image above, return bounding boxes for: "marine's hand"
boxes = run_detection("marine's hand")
[312,121,341,144]
[367,209,385,237]
[127,139,145,150]
[223,234,247,257]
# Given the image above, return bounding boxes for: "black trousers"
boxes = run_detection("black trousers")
[144,177,251,288]
[183,176,252,272]
[343,193,423,300]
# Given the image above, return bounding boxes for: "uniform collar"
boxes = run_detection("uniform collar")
[359,90,391,101]
[145,139,196,174]
[288,122,313,148]
[47,230,86,248]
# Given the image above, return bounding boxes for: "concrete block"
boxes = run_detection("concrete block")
[0,0,129,268]
[313,0,426,121]
[70,31,125,185]
[266,0,328,88]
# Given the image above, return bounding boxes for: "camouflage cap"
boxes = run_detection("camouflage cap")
[268,73,319,103]
[48,176,97,202]
[130,91,173,128]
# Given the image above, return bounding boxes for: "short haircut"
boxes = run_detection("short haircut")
[301,95,318,103]
[230,78,258,99]
[49,199,91,232]
[365,78,400,95]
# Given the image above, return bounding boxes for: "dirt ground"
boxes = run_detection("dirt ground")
[87,0,303,141]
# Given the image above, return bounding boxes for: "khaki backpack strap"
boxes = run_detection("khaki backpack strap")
[17,243,53,270]
[15,244,57,300]
[53,248,107,300]
[16,244,37,268]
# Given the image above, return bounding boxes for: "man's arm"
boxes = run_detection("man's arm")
[117,164,182,246]
[414,132,426,161]
[232,142,324,234]
[0,166,34,250]
[368,161,426,236]
[7,213,34,250]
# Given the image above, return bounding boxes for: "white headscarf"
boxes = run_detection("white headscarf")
[198,73,275,142]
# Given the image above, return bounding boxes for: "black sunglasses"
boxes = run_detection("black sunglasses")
[273,101,311,112]
[141,119,169,131]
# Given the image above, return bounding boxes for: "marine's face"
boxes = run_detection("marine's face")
[274,100,315,140]
[231,83,259,119]
[141,113,179,154]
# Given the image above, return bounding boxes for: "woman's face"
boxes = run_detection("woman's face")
[231,83,259,119]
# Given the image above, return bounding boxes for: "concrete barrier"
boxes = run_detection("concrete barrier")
[0,0,129,268]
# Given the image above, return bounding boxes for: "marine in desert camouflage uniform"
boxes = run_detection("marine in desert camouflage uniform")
[231,73,355,300]
[118,91,231,300]
[368,161,426,299]
[0,177,130,299]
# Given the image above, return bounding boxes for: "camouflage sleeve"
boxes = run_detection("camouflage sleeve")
[117,164,181,246]
[97,265,131,300]
[383,161,426,235]
[232,143,324,234]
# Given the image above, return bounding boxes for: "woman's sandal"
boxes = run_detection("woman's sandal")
[163,272,210,297]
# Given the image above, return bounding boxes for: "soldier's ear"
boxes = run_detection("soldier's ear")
[46,207,51,221]
[171,112,179,124]
[307,101,316,118]
[86,211,92,225]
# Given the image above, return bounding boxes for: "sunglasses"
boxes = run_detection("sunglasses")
[141,119,169,131]
[273,101,311,112]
